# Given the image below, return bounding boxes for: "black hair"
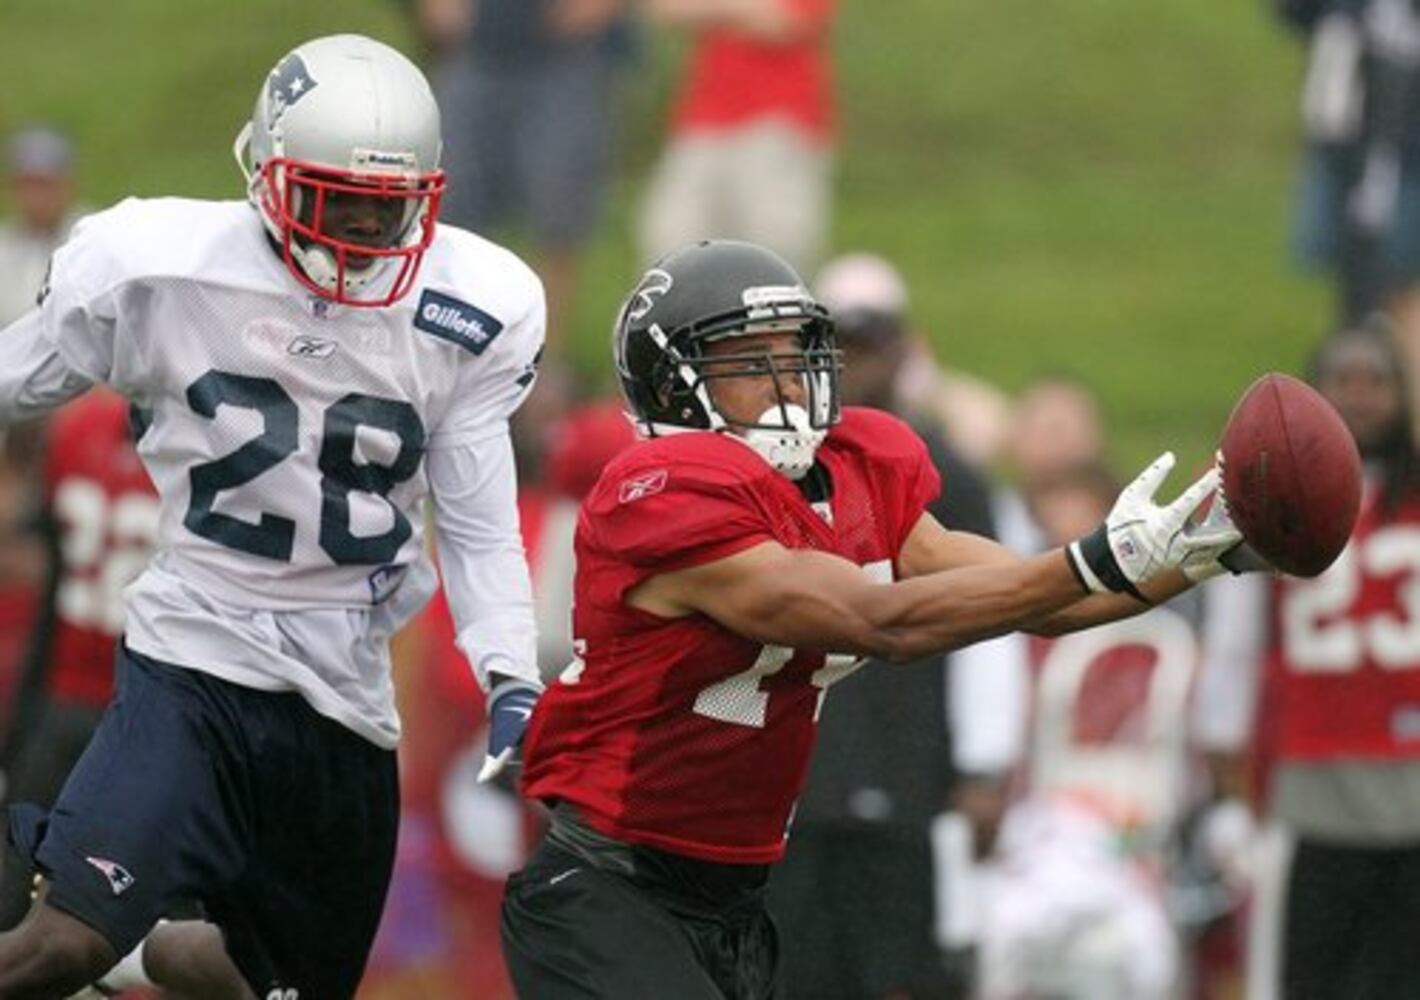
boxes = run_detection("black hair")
[1306,316,1417,516]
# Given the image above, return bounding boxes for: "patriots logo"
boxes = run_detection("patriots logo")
[267,53,318,124]
[619,469,668,503]
[85,856,135,896]
[627,268,673,323]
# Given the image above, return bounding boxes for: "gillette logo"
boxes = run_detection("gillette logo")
[414,290,504,355]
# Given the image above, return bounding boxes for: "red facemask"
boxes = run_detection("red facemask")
[258,157,445,307]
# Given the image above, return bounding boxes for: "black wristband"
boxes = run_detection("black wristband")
[1078,524,1146,601]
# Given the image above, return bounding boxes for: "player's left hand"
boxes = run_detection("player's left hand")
[478,679,543,783]
[1179,487,1271,582]
[1070,452,1231,598]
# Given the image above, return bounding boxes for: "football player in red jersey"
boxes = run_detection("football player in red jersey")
[498,240,1260,999]
[0,389,158,928]
[1196,324,1420,1000]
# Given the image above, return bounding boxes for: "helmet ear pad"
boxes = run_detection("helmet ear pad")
[647,350,711,427]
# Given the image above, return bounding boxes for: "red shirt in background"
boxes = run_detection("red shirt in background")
[42,390,157,708]
[672,0,836,141]
[1263,484,1420,764]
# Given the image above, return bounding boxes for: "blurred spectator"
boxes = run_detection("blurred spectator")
[767,254,1000,999]
[1279,0,1420,429]
[1193,325,1420,999]
[992,374,1107,555]
[814,252,1013,469]
[956,378,1109,929]
[0,390,157,929]
[637,0,835,276]
[416,0,635,356]
[0,441,45,751]
[0,125,84,774]
[0,125,83,327]
[975,464,1196,1000]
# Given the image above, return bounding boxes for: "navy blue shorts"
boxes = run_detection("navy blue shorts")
[7,644,398,999]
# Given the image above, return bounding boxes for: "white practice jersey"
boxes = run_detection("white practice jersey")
[0,197,544,746]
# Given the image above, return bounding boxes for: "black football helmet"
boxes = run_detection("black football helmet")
[613,240,840,477]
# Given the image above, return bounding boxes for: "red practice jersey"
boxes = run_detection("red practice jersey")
[520,408,940,864]
[1265,482,1420,761]
[42,390,158,707]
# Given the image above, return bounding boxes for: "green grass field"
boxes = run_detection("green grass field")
[0,0,1329,476]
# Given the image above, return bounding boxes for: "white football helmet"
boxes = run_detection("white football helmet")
[233,34,445,307]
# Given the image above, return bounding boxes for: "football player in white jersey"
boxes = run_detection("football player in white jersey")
[0,34,544,998]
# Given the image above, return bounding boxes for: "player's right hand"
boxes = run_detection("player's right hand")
[478,679,542,783]
[1068,452,1232,598]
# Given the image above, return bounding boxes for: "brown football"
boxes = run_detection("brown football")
[1218,372,1361,577]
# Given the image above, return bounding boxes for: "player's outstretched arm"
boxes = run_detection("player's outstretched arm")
[630,451,1236,658]
[894,511,1179,636]
[631,539,1090,661]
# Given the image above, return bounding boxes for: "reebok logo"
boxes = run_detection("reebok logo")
[619,469,668,504]
[414,290,504,355]
[287,335,336,359]
[85,856,135,896]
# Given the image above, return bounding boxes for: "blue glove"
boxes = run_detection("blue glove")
[478,679,542,783]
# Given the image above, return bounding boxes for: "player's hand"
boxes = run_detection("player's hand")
[1179,471,1272,582]
[478,679,542,783]
[1068,452,1228,599]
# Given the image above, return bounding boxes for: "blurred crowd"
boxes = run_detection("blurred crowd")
[2,0,1419,997]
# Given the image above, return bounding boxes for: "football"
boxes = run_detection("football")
[1218,372,1361,577]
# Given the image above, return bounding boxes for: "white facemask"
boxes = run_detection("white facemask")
[741,404,825,480]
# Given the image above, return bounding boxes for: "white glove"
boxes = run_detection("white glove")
[1067,452,1235,599]
[1178,475,1271,582]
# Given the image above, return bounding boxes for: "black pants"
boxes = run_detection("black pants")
[1284,838,1420,1000]
[501,818,778,999]
[12,646,399,1000]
